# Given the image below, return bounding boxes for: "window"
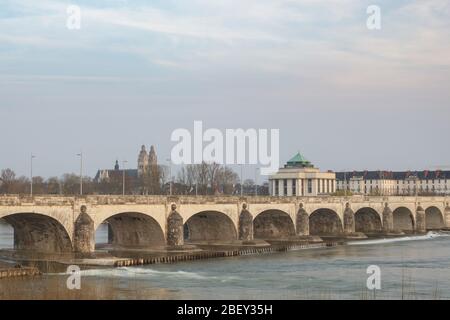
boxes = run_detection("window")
[275,180,279,196]
[284,179,288,195]
[307,179,312,194]
[292,180,296,196]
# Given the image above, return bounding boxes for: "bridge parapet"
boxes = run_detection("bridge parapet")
[0,194,447,206]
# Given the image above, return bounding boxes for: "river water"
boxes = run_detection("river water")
[1,221,450,299]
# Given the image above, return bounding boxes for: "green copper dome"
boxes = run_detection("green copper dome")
[285,152,314,168]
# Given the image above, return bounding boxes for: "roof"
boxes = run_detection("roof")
[285,152,314,168]
[94,169,139,182]
[335,170,450,181]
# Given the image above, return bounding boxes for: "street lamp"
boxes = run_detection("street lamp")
[76,151,83,195]
[240,164,244,196]
[122,160,128,196]
[343,171,347,197]
[337,169,355,197]
[255,167,259,196]
[166,158,172,196]
[30,153,36,197]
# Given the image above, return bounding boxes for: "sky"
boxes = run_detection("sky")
[0,0,449,180]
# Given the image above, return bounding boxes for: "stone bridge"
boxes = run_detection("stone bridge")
[0,195,449,253]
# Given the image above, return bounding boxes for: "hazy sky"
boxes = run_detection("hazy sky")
[0,0,449,179]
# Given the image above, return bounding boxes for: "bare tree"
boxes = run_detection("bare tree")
[207,162,221,194]
[217,166,239,194]
[0,169,17,193]
[46,177,61,194]
[32,176,46,194]
[176,163,239,195]
[61,173,81,195]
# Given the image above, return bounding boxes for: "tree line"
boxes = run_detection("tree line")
[0,163,269,196]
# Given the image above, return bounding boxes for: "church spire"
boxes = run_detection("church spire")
[149,145,157,166]
[138,145,149,176]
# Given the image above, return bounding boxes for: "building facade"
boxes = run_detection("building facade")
[94,160,138,183]
[269,152,336,196]
[336,170,450,196]
[95,145,158,184]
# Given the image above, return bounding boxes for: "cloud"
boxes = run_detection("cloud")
[0,0,449,97]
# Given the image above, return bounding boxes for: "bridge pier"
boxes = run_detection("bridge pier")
[445,204,450,228]
[416,206,426,233]
[239,204,253,241]
[296,205,309,236]
[73,205,95,254]
[343,204,355,234]
[167,204,184,246]
[382,203,394,233]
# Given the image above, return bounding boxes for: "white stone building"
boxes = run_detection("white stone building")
[336,170,450,196]
[269,152,336,196]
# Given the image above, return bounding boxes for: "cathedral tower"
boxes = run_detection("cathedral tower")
[138,145,149,176]
[149,145,158,166]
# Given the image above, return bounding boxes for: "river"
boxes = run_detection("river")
[1,221,450,299]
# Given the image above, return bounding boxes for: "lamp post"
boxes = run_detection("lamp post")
[30,153,36,197]
[76,151,83,195]
[166,158,172,196]
[255,167,259,196]
[344,171,347,197]
[337,169,353,197]
[415,176,418,197]
[240,164,243,196]
[122,160,128,196]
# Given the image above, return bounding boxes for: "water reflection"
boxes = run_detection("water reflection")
[95,223,109,245]
[0,219,13,249]
[1,227,450,300]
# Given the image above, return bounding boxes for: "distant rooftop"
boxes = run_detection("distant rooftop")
[335,170,450,181]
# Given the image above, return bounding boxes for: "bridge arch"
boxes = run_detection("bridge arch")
[96,212,165,248]
[184,211,237,242]
[354,207,382,233]
[0,212,72,253]
[309,208,343,236]
[253,209,295,239]
[425,206,445,230]
[392,207,415,232]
